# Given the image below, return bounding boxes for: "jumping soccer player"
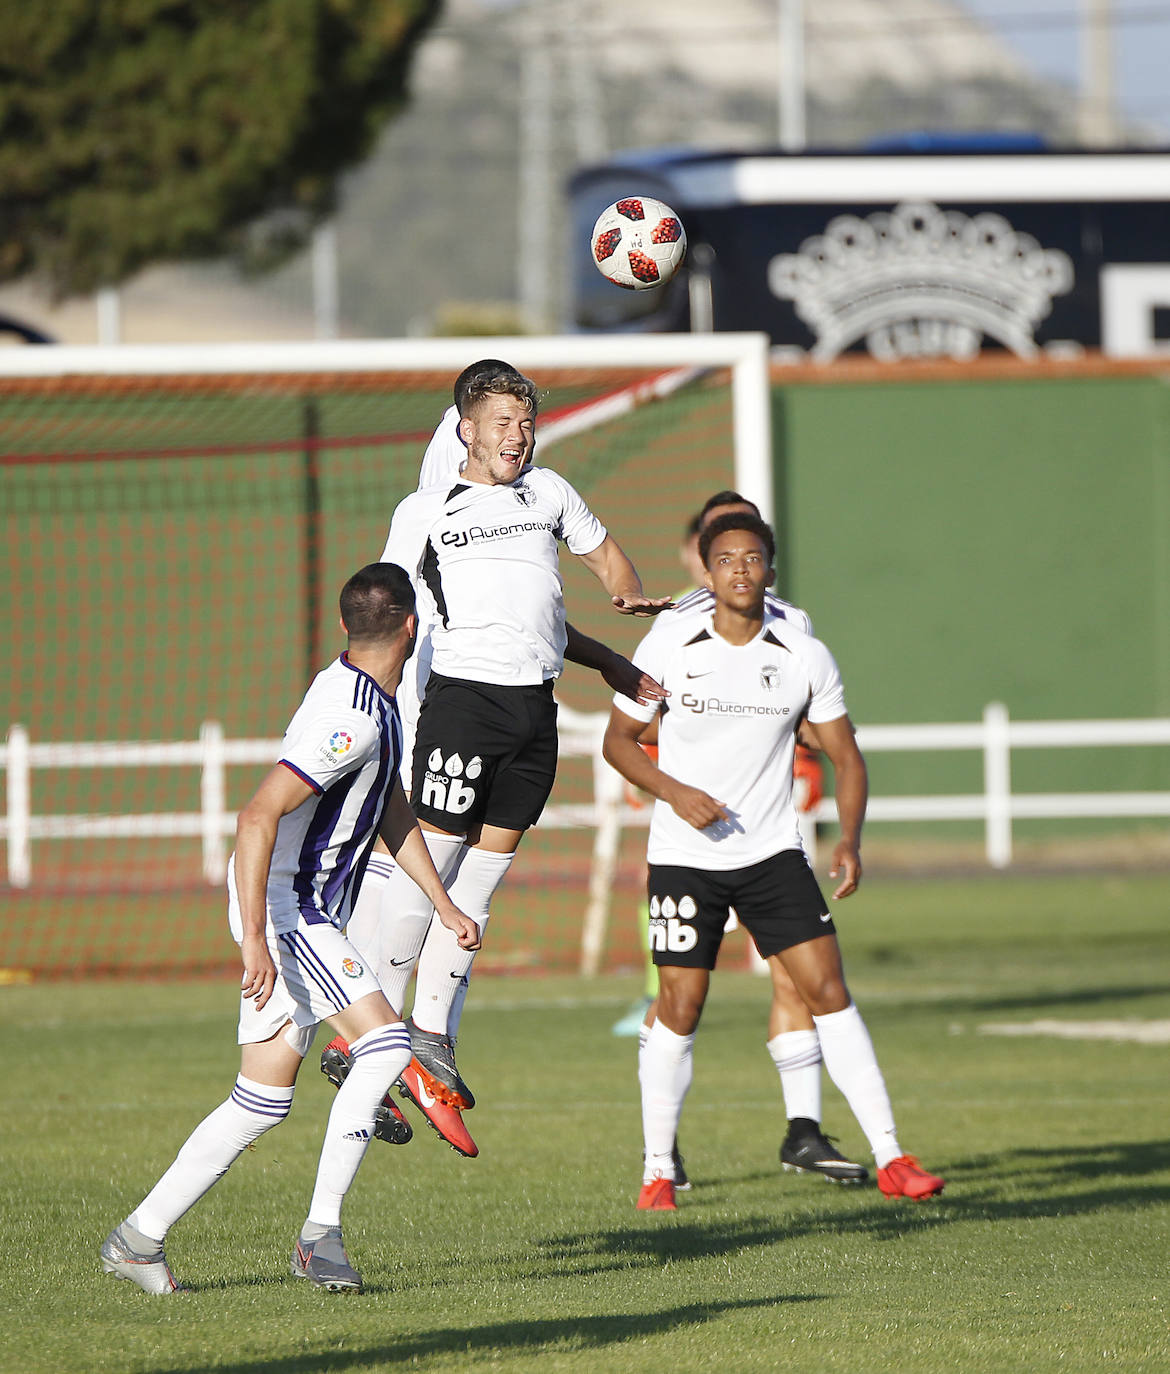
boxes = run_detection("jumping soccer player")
[329,361,666,1158]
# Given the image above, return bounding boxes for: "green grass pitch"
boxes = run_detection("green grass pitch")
[2,872,1168,1373]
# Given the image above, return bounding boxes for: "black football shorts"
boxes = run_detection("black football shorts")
[646,849,834,969]
[410,673,558,833]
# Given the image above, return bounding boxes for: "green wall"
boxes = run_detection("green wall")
[774,373,1170,799]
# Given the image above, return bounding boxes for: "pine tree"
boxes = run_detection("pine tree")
[0,0,440,297]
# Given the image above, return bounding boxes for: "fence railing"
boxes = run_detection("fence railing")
[4,704,1169,970]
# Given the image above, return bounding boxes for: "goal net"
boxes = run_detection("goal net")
[0,334,771,980]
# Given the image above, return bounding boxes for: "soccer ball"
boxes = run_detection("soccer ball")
[590,197,687,291]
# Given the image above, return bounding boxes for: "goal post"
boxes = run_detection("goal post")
[0,333,771,981]
[0,331,773,506]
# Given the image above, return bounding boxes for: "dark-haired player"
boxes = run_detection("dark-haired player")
[604,513,944,1211]
[100,564,479,1293]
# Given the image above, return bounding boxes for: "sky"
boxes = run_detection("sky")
[959,1,1170,137]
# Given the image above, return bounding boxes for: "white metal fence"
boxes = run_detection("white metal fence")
[4,704,1169,971]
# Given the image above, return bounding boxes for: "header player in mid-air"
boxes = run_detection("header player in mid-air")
[325,361,669,1158]
[603,510,945,1211]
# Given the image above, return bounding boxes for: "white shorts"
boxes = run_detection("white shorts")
[235,917,385,1051]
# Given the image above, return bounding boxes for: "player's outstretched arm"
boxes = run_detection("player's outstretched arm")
[379,782,481,950]
[233,765,317,1010]
[814,714,868,899]
[603,706,729,830]
[578,534,673,616]
[565,621,667,706]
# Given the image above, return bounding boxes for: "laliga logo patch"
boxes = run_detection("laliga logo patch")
[760,665,782,691]
[318,729,355,765]
[341,957,364,979]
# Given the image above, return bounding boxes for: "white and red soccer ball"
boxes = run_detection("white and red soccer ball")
[590,197,687,291]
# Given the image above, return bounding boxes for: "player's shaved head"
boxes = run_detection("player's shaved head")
[456,360,539,419]
[339,563,415,642]
[698,512,775,569]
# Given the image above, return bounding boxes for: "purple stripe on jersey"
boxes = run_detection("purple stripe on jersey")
[321,705,397,915]
[279,929,349,1008]
[672,588,709,613]
[230,1082,292,1120]
[292,764,364,921]
[340,653,395,709]
[280,759,323,794]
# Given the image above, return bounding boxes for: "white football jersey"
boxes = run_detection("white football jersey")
[416,404,465,491]
[614,609,847,870]
[378,406,465,785]
[382,465,607,686]
[662,585,813,636]
[229,654,403,934]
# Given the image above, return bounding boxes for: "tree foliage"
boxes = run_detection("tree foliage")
[0,0,440,297]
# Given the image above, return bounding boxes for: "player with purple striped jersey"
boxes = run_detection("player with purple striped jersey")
[101,564,480,1295]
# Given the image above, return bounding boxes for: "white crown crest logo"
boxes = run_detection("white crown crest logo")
[768,201,1074,361]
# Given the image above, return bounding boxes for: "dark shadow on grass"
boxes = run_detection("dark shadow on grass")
[528,1207,952,1279]
[521,1136,1170,1278]
[145,1293,824,1374]
[949,1137,1170,1187]
[942,982,1170,1016]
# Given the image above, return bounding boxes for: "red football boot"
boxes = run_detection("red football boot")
[877,1155,945,1200]
[635,1176,677,1211]
[398,1060,478,1157]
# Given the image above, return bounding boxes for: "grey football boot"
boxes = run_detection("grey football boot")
[291,1226,362,1292]
[100,1222,180,1294]
[405,1016,475,1110]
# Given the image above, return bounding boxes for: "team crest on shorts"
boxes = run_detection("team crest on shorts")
[341,957,364,979]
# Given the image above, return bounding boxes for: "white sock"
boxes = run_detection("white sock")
[812,1003,902,1167]
[350,835,465,1014]
[411,848,512,1035]
[447,916,491,1040]
[640,1020,694,1182]
[306,1022,411,1227]
[130,1075,294,1241]
[766,1028,823,1123]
